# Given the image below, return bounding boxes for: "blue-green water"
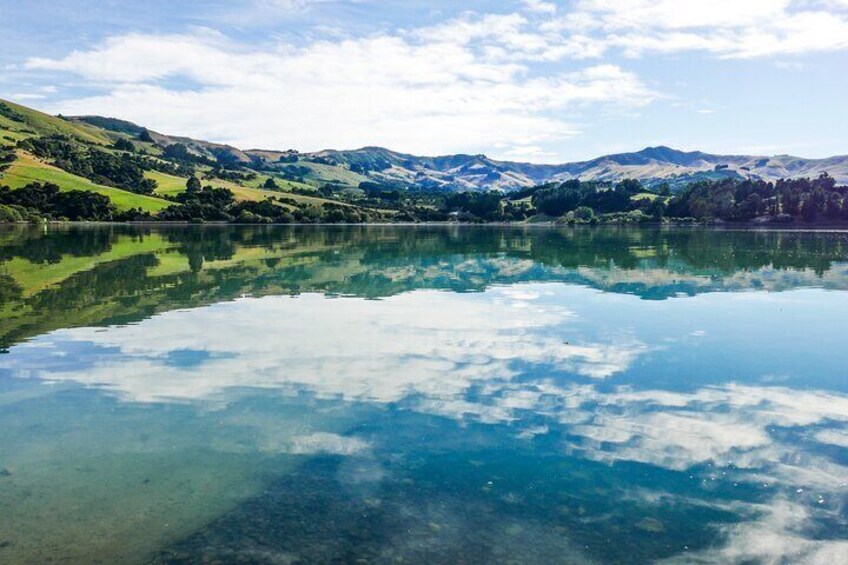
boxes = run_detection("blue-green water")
[1,225,847,563]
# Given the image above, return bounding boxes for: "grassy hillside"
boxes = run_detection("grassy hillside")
[146,170,352,208]
[0,99,356,219]
[5,152,171,212]
[0,99,112,145]
[6,97,840,225]
[292,161,369,186]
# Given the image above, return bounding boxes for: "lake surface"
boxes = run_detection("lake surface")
[1,225,847,564]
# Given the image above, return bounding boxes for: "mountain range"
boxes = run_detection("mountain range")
[75,114,848,191]
[3,98,848,197]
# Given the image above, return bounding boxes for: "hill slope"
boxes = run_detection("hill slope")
[74,108,848,190]
[3,98,848,200]
[4,152,170,213]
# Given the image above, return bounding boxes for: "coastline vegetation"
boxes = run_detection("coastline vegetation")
[3,174,846,226]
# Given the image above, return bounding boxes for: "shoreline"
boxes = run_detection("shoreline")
[3,220,848,231]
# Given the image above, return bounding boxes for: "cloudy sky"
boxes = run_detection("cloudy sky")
[2,0,848,161]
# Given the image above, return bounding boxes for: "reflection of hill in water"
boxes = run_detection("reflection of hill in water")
[1,225,848,348]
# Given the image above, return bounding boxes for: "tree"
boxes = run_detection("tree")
[825,192,843,219]
[113,138,135,152]
[163,143,193,162]
[186,176,201,194]
[647,197,666,221]
[263,177,279,190]
[0,182,115,220]
[573,206,595,222]
[138,129,154,143]
[53,190,115,220]
[443,191,503,220]
[531,180,586,216]
[616,178,643,195]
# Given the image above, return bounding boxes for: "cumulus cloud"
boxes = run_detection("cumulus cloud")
[521,0,558,14]
[544,0,848,58]
[20,1,848,155]
[23,18,653,156]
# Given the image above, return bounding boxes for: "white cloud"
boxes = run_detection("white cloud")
[544,0,848,58]
[522,0,558,14]
[11,0,848,157]
[22,15,655,156]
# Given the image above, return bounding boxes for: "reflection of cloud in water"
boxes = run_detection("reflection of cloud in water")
[561,384,848,469]
[546,383,848,564]
[289,433,370,456]
[574,263,848,296]
[6,284,848,562]
[6,287,645,404]
[659,498,848,564]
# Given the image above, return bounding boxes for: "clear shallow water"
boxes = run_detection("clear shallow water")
[0,225,847,564]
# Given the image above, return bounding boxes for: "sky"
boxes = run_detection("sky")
[1,0,848,162]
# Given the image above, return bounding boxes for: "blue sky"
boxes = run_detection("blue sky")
[2,0,848,162]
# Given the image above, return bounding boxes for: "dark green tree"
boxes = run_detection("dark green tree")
[186,176,202,194]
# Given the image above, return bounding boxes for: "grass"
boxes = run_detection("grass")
[0,119,32,145]
[4,152,171,213]
[146,170,189,197]
[147,170,354,208]
[295,161,369,187]
[238,172,314,193]
[632,192,660,202]
[148,170,286,202]
[0,98,112,145]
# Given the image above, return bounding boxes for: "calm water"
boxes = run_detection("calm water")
[1,225,847,564]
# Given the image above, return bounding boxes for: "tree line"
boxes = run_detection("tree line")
[0,177,386,224]
[434,174,848,224]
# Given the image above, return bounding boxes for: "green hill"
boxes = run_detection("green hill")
[2,97,845,225]
[0,98,377,221]
[0,99,112,145]
[5,152,170,213]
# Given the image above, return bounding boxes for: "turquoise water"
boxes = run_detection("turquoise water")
[1,225,847,563]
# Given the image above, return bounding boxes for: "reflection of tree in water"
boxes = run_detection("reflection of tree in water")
[0,273,22,305]
[2,225,848,349]
[161,227,238,272]
[0,225,117,264]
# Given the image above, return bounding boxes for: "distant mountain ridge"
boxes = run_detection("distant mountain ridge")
[59,114,848,192]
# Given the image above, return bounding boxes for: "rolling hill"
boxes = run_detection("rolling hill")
[0,99,348,216]
[2,97,848,212]
[70,109,848,191]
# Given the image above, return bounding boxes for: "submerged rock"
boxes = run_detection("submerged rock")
[0,468,11,477]
[635,517,665,533]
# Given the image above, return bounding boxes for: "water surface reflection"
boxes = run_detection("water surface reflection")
[1,226,847,564]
